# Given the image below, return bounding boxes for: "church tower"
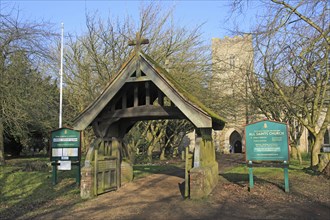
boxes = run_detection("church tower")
[211,35,254,153]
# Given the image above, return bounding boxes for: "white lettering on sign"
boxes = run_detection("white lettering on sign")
[53,137,78,142]
[248,130,285,137]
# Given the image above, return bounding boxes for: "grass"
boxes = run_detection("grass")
[220,158,320,191]
[1,155,326,219]
[0,156,182,219]
[0,156,82,220]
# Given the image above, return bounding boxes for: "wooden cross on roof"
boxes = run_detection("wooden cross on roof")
[128,32,149,52]
[128,32,149,77]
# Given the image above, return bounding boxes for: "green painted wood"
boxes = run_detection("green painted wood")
[51,128,81,161]
[52,161,57,185]
[248,161,254,189]
[284,161,289,192]
[245,120,289,161]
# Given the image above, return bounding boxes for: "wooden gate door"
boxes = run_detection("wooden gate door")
[94,150,119,195]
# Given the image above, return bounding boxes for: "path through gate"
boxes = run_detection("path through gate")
[74,32,226,199]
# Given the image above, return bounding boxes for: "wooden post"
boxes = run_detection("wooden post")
[94,149,98,195]
[185,147,190,198]
[112,137,121,189]
[284,161,289,192]
[52,161,57,185]
[248,161,254,190]
[128,32,149,78]
[76,161,81,186]
[134,85,138,107]
[158,90,164,106]
[145,81,150,105]
[122,93,127,109]
[194,136,201,168]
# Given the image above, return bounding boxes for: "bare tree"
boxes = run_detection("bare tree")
[231,0,329,167]
[63,3,211,161]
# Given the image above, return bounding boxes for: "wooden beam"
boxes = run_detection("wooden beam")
[98,106,185,121]
[145,81,150,105]
[93,117,121,137]
[126,76,150,82]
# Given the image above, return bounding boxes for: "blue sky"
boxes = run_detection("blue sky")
[2,1,258,43]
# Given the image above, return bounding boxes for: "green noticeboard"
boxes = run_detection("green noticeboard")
[245,120,289,161]
[51,128,81,161]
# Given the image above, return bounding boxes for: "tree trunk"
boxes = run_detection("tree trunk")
[127,141,136,164]
[311,134,323,167]
[291,144,302,164]
[159,147,166,161]
[0,118,5,165]
[297,148,302,165]
[291,145,298,160]
[147,145,155,163]
[146,121,168,163]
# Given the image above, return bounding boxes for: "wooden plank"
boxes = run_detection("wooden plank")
[97,160,116,172]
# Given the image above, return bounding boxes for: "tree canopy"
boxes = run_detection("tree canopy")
[61,3,211,162]
[231,0,329,167]
[0,6,58,164]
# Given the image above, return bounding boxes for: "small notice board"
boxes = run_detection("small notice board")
[51,128,81,161]
[50,127,81,185]
[245,120,290,192]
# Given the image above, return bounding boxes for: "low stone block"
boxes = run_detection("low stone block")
[80,166,94,199]
[121,161,133,185]
[189,162,219,199]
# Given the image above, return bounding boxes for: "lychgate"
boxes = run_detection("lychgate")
[72,33,226,199]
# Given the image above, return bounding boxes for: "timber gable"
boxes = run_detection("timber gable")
[72,50,225,132]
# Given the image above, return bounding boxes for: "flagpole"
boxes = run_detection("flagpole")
[59,23,64,128]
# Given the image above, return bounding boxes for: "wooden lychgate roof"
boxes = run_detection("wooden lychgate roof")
[72,35,225,133]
